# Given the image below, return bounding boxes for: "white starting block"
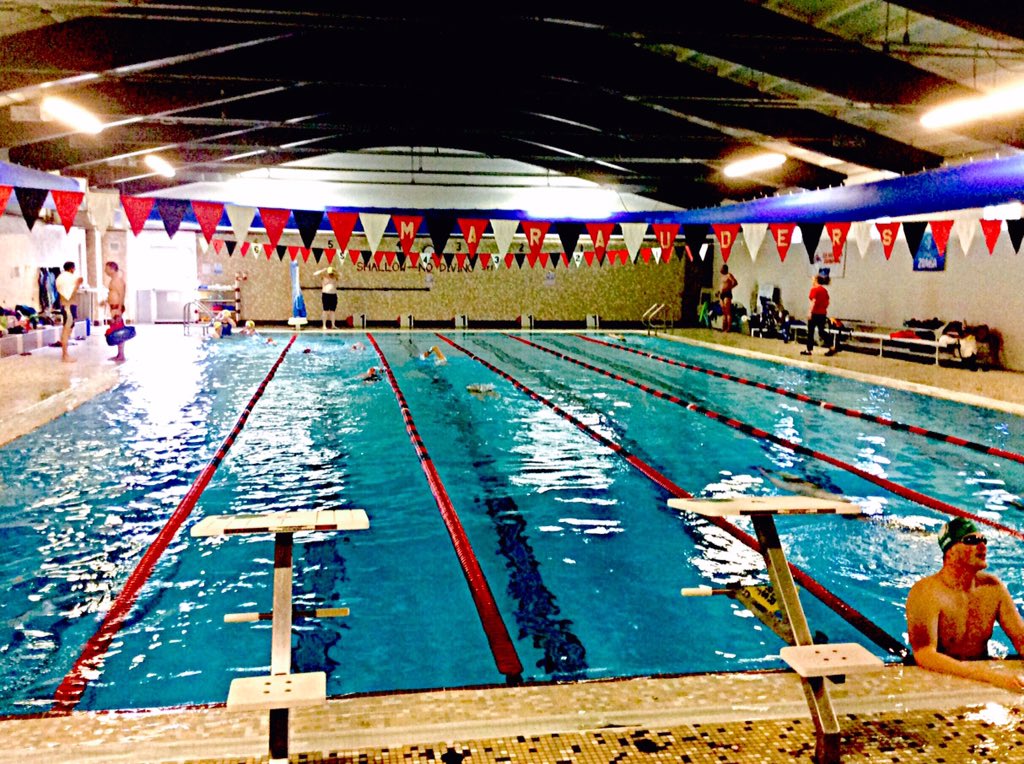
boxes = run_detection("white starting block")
[781,643,883,678]
[192,509,370,762]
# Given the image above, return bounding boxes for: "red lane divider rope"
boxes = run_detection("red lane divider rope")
[580,334,1024,465]
[436,333,907,660]
[518,335,1024,544]
[367,334,523,682]
[50,335,298,715]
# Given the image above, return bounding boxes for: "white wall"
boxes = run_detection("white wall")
[0,215,86,310]
[715,222,1024,371]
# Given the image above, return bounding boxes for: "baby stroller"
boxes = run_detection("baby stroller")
[755,295,786,339]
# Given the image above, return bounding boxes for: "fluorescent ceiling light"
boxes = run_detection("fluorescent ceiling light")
[144,154,176,178]
[921,82,1024,129]
[723,153,786,178]
[40,96,103,134]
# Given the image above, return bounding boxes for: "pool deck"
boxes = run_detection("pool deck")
[3,325,1024,762]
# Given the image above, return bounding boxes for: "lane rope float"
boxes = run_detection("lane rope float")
[437,333,907,660]
[51,335,298,715]
[368,333,523,682]
[580,334,1024,466]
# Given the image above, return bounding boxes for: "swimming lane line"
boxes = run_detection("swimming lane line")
[580,334,1024,466]
[367,334,523,682]
[50,335,298,715]
[436,333,907,660]
[518,335,1024,544]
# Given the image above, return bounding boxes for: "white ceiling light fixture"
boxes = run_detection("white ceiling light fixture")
[144,154,176,178]
[921,81,1024,129]
[40,96,103,134]
[723,152,786,178]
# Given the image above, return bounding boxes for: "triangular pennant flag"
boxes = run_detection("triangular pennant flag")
[276,244,287,260]
[360,212,389,254]
[191,200,225,243]
[664,244,677,263]
[521,220,550,255]
[526,252,540,269]
[682,224,711,257]
[226,204,256,243]
[425,212,455,254]
[712,224,741,262]
[651,223,680,261]
[584,251,597,267]
[928,219,954,255]
[120,195,155,236]
[1006,219,1024,254]
[443,252,455,269]
[954,215,977,256]
[396,252,407,268]
[312,247,324,263]
[432,251,443,268]
[15,187,49,230]
[323,247,336,264]
[293,209,324,250]
[51,190,85,233]
[155,198,189,238]
[768,223,796,262]
[555,222,583,258]
[539,252,550,268]
[326,211,358,251]
[491,219,519,255]
[360,251,372,266]
[850,221,872,258]
[824,222,851,260]
[640,247,654,264]
[373,251,386,267]
[383,251,396,266]
[408,251,420,269]
[198,236,210,255]
[611,249,629,265]
[392,214,423,256]
[619,222,647,261]
[457,218,488,256]
[287,245,300,262]
[902,221,927,259]
[264,243,273,260]
[454,253,467,270]
[301,247,311,263]
[798,223,825,262]
[875,221,902,260]
[240,241,251,257]
[86,191,118,232]
[585,222,614,258]
[503,252,515,269]
[212,238,225,255]
[514,252,527,269]
[259,208,292,250]
[349,249,361,265]
[741,223,768,262]
[225,240,237,256]
[479,253,492,269]
[980,219,1003,254]
[0,185,12,213]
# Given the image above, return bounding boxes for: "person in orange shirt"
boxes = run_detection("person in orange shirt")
[801,274,836,356]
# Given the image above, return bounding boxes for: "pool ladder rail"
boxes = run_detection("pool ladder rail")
[191,508,371,764]
[642,303,672,335]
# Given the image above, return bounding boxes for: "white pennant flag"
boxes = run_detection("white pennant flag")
[698,243,710,261]
[197,236,210,255]
[620,222,647,262]
[850,221,873,258]
[491,219,519,256]
[359,213,389,253]
[226,205,256,243]
[954,215,977,257]
[572,250,584,267]
[86,191,118,233]
[741,223,768,263]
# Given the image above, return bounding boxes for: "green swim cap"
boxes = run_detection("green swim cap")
[938,517,979,554]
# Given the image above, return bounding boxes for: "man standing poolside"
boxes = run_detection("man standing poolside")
[102,261,127,362]
[906,517,1024,692]
[55,261,82,363]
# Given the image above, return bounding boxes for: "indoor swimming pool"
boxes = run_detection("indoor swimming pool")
[1,331,1023,717]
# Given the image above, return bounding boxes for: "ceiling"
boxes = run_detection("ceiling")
[2,1,1023,212]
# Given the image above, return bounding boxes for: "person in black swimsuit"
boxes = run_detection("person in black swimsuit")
[718,264,738,333]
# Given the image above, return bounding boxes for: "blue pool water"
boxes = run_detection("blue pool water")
[1,331,1023,715]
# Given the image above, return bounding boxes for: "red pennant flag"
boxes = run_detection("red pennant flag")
[712,224,741,262]
[373,252,385,267]
[384,251,397,266]
[457,218,488,255]
[191,200,224,243]
[258,207,291,250]
[768,223,796,262]
[287,245,300,261]
[650,223,679,260]
[479,253,492,269]
[0,185,12,212]
[525,252,539,268]
[584,251,597,267]
[392,214,422,255]
[504,252,515,269]
[349,249,361,265]
[323,247,336,264]
[326,211,358,251]
[825,222,851,260]
[240,241,251,257]
[264,244,273,260]
[432,252,443,268]
[521,221,550,256]
[301,247,311,263]
[640,248,654,264]
[212,238,225,254]
[539,252,550,269]
[980,219,1002,254]
[121,195,155,236]
[454,253,467,270]
[875,222,902,260]
[408,251,420,269]
[585,222,614,258]
[50,190,85,233]
[929,220,954,255]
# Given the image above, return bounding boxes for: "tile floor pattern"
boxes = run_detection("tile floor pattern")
[183,707,1024,763]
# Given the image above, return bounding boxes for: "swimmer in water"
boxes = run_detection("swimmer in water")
[360,366,382,382]
[422,345,447,365]
[239,319,257,336]
[467,383,499,400]
[757,466,839,501]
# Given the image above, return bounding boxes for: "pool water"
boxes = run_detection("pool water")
[1,331,1023,715]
